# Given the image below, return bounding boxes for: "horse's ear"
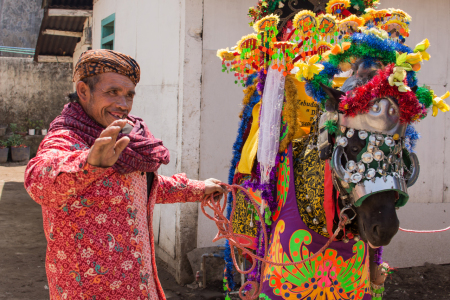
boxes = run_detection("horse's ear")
[411,85,418,93]
[320,83,346,112]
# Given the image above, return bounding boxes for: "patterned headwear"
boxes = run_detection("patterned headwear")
[73,49,141,85]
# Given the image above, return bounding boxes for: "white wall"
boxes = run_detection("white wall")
[198,0,450,268]
[378,0,450,268]
[92,0,204,284]
[198,0,257,248]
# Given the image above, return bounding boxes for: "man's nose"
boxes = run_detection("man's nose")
[116,96,129,111]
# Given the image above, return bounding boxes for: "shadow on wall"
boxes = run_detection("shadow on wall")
[0,57,73,134]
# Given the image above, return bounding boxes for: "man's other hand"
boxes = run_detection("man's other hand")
[204,178,226,196]
[87,120,130,168]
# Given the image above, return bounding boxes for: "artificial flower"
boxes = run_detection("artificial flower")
[388,66,411,92]
[294,55,324,81]
[361,27,389,40]
[431,90,450,117]
[414,39,431,61]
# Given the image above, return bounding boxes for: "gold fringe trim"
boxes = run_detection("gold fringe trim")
[239,81,257,119]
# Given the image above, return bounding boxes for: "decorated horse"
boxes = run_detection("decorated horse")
[205,1,449,299]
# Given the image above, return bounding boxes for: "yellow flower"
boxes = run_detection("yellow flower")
[405,52,423,65]
[432,91,450,117]
[414,39,431,61]
[294,55,324,81]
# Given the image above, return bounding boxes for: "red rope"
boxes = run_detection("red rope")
[201,183,348,300]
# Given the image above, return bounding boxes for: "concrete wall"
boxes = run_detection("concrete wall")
[92,0,204,284]
[0,0,43,57]
[198,0,450,268]
[0,57,73,132]
[378,0,450,268]
[198,0,257,248]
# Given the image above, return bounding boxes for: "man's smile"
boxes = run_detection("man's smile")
[109,111,127,120]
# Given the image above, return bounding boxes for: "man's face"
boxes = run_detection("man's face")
[77,72,136,128]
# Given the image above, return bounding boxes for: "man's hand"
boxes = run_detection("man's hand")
[87,120,130,168]
[204,178,226,198]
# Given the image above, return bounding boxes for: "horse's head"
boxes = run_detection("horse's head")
[317,61,420,248]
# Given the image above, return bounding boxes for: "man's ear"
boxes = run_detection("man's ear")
[320,83,346,112]
[76,81,90,104]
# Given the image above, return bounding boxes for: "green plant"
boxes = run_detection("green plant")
[27,119,37,129]
[9,123,18,134]
[8,134,25,147]
[36,120,44,130]
[0,140,8,149]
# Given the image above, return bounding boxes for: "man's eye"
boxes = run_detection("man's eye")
[109,90,118,95]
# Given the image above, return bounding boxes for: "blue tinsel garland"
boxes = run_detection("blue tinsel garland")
[405,125,421,153]
[224,74,261,290]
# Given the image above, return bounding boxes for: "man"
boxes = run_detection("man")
[25,49,223,300]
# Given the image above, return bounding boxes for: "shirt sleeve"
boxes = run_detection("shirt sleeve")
[24,130,111,209]
[155,173,205,204]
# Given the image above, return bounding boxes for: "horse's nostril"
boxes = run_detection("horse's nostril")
[372,225,380,237]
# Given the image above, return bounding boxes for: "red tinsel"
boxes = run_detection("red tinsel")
[339,64,427,124]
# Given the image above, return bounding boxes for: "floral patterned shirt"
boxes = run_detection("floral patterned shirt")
[24,129,205,300]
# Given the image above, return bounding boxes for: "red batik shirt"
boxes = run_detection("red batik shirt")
[24,129,205,300]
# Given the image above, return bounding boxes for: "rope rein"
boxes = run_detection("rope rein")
[201,183,349,300]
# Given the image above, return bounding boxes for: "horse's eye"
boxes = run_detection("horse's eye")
[351,146,359,153]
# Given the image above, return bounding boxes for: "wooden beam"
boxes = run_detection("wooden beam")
[43,29,83,38]
[48,9,92,17]
[38,56,73,63]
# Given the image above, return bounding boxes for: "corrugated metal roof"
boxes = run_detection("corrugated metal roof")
[43,0,93,10]
[34,1,93,61]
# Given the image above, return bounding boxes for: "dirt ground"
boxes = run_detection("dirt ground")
[0,165,449,300]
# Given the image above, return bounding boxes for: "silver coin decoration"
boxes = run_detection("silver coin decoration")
[322,227,328,233]
[351,173,363,183]
[354,235,361,242]
[306,206,312,214]
[375,135,384,146]
[385,137,395,147]
[313,218,320,225]
[346,128,355,138]
[338,137,348,147]
[358,131,368,140]
[367,144,376,153]
[361,152,374,164]
[369,135,376,145]
[382,163,389,171]
[346,160,356,172]
[388,154,395,164]
[357,162,365,173]
[373,150,384,161]
[377,168,384,175]
[342,237,350,243]
[394,144,402,155]
[340,126,347,133]
[366,168,376,179]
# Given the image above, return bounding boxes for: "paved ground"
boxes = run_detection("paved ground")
[0,166,223,300]
[1,165,449,300]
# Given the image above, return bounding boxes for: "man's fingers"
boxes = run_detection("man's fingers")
[93,137,113,146]
[114,136,130,157]
[99,126,122,138]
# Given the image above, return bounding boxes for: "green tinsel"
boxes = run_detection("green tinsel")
[350,0,367,13]
[328,44,397,68]
[416,85,433,109]
[268,0,285,12]
[324,120,338,134]
[371,285,385,300]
